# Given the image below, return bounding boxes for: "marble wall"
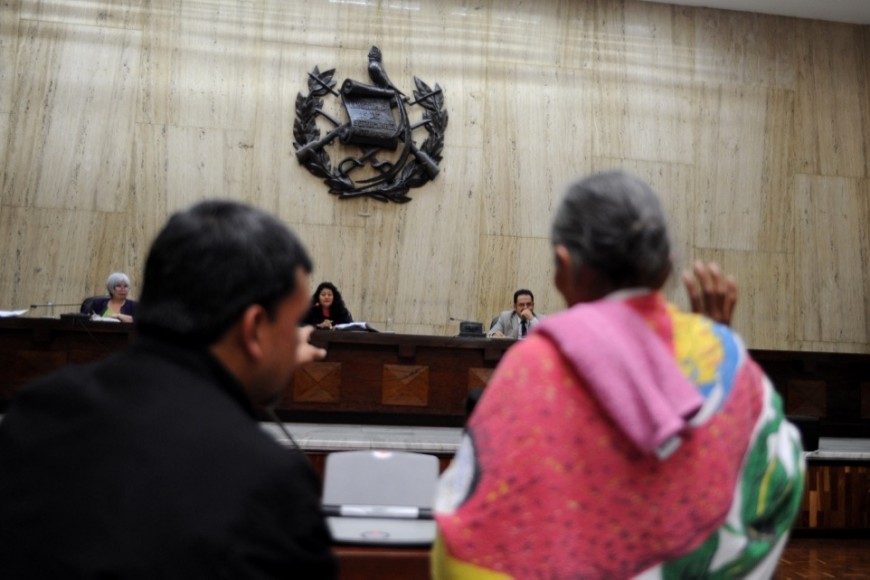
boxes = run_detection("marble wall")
[1,0,868,352]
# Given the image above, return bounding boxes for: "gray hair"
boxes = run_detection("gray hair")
[106,272,131,295]
[551,170,671,290]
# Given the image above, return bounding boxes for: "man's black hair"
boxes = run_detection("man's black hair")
[513,289,534,304]
[135,200,313,345]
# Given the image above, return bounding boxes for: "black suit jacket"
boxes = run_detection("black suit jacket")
[0,336,336,579]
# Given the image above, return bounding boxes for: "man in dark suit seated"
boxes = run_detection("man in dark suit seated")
[0,200,336,578]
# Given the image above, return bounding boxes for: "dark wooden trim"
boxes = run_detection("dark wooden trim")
[1,319,868,434]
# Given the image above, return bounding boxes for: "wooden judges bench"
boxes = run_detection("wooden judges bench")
[2,317,868,433]
[0,317,512,425]
[1,317,869,540]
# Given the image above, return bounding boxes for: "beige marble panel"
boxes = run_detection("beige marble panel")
[0,0,22,113]
[795,175,869,346]
[140,2,265,130]
[0,207,132,311]
[3,19,140,212]
[0,113,8,171]
[483,61,592,238]
[484,0,570,67]
[133,123,253,260]
[476,235,520,324]
[692,8,794,89]
[390,191,477,328]
[695,85,794,252]
[21,0,147,30]
[671,248,796,351]
[591,0,698,166]
[794,21,868,178]
[257,0,415,55]
[797,341,870,355]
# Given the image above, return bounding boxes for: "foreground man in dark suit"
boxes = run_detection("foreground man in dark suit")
[0,200,337,578]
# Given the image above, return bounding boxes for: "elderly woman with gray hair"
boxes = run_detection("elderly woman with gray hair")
[87,272,138,322]
[433,171,804,579]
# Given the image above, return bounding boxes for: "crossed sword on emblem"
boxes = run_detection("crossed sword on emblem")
[295,72,442,187]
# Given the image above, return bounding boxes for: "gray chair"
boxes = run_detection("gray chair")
[321,450,439,546]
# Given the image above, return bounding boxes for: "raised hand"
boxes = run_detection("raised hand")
[682,260,738,326]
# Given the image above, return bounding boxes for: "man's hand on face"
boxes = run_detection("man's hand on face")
[514,294,535,322]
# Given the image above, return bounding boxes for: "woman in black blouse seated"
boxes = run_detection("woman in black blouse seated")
[88,272,138,322]
[302,282,352,329]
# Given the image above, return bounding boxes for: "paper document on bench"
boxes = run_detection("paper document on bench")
[334,322,379,332]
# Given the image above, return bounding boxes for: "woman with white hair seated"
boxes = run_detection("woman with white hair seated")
[88,272,138,322]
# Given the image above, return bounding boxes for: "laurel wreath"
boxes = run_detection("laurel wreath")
[293,66,448,203]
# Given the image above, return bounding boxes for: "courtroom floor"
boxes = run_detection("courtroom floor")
[776,538,870,578]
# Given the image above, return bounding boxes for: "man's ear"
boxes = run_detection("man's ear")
[239,304,268,361]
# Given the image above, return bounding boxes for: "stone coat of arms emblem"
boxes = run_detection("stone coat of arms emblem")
[293,47,447,203]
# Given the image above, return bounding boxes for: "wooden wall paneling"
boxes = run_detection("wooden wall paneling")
[2,19,140,212]
[794,175,869,347]
[798,465,870,529]
[786,380,828,417]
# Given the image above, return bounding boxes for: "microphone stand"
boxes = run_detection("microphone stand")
[29,302,83,317]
